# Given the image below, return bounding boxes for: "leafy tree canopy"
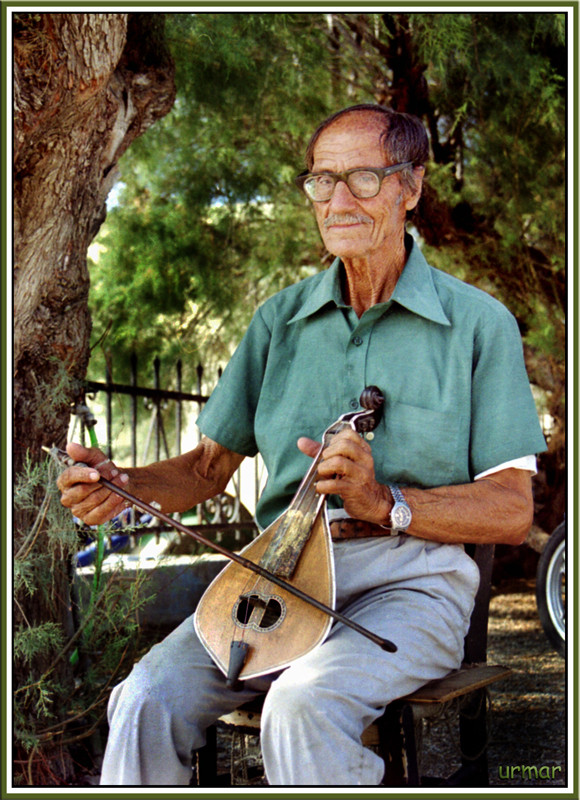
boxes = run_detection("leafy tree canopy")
[89,13,331,381]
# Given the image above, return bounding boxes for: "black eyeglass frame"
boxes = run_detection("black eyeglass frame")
[295,162,415,201]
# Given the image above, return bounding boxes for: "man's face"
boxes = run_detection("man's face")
[310,112,421,262]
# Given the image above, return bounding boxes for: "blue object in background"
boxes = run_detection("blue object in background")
[74,508,153,566]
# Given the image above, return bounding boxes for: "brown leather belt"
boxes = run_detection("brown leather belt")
[330,519,398,540]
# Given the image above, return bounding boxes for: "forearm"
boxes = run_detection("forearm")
[123,438,245,514]
[394,470,534,545]
[58,437,245,526]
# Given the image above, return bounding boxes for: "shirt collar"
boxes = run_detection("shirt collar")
[286,259,348,324]
[391,237,451,326]
[287,236,451,327]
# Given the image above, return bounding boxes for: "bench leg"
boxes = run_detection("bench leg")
[378,701,420,787]
[191,724,220,786]
[455,688,490,786]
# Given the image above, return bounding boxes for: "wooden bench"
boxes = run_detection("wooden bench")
[193,543,511,786]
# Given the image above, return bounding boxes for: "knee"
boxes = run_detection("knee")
[108,658,179,725]
[261,668,334,733]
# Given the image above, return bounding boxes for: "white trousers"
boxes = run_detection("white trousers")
[100,535,479,786]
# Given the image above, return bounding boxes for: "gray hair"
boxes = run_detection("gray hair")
[305,104,429,194]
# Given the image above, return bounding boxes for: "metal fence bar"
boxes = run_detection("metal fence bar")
[85,380,209,404]
[154,357,161,462]
[105,362,113,460]
[176,359,182,457]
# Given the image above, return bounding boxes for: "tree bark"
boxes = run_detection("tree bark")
[12,12,175,784]
[14,12,175,474]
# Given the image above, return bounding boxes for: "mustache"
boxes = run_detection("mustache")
[323,213,373,228]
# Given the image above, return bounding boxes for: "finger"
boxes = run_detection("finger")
[58,467,129,525]
[60,471,128,506]
[320,434,374,471]
[316,455,355,480]
[57,465,102,493]
[315,476,350,496]
[67,475,130,524]
[323,431,371,461]
[75,489,128,526]
[330,427,364,446]
[297,437,322,459]
[65,441,128,484]
[66,441,107,467]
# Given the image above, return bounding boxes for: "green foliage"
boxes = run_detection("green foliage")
[88,13,338,383]
[14,623,65,668]
[413,12,565,364]
[13,453,154,783]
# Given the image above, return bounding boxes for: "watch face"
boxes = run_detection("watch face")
[392,504,412,530]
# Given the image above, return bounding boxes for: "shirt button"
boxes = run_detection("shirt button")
[352,336,363,346]
[349,398,359,409]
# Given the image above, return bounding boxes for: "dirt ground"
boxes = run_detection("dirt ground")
[419,577,568,788]
[211,576,569,789]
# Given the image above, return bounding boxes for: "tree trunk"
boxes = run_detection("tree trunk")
[13,12,175,784]
[14,12,175,472]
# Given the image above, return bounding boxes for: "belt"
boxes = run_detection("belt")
[329,518,399,540]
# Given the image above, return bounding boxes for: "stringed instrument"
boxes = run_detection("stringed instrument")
[45,386,396,689]
[194,385,390,686]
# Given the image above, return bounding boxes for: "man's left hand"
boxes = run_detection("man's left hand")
[297,429,392,525]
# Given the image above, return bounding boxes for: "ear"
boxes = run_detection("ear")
[404,166,425,212]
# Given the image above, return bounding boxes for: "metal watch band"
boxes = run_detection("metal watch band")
[386,482,412,532]
[388,482,406,505]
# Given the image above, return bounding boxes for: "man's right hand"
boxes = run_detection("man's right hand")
[57,442,131,526]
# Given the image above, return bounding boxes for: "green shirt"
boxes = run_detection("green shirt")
[198,237,546,529]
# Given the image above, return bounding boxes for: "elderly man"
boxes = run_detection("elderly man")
[58,104,546,786]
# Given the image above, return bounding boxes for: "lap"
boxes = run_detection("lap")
[266,575,471,717]
[115,537,478,722]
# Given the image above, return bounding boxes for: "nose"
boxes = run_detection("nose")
[328,178,358,210]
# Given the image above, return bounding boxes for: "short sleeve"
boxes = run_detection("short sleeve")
[469,309,547,477]
[196,308,271,457]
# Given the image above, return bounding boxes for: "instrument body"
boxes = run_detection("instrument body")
[194,505,334,681]
[195,386,386,684]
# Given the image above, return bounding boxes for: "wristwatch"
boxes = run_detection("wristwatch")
[386,482,412,532]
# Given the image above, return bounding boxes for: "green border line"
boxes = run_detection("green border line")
[1,1,579,7]
[3,3,577,798]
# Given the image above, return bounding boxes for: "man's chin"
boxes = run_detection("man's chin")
[322,231,371,257]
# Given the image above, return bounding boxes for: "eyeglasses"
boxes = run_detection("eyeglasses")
[295,162,414,202]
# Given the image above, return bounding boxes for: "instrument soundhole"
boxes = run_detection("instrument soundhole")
[233,592,286,632]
